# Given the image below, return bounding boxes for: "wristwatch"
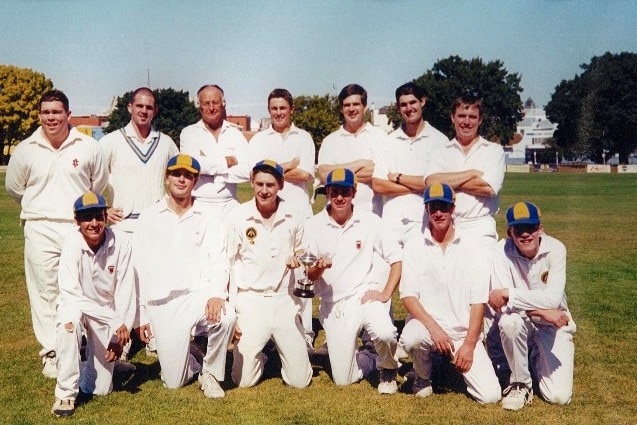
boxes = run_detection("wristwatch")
[396,173,402,184]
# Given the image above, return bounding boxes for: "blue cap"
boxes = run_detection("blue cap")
[167,154,201,174]
[325,168,357,189]
[506,202,541,226]
[423,183,455,204]
[74,192,108,212]
[253,159,284,180]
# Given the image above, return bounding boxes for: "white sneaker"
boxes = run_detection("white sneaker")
[412,375,433,398]
[198,372,225,399]
[502,383,533,410]
[378,368,398,395]
[42,351,58,379]
[51,398,75,417]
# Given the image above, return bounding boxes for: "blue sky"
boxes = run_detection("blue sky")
[2,0,635,122]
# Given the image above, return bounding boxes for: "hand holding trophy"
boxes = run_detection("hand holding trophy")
[293,247,318,298]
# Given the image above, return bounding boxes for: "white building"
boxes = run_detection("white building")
[505,98,558,164]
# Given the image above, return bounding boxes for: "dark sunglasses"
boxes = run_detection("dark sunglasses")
[427,201,453,213]
[168,170,196,180]
[327,186,354,197]
[76,209,106,222]
[512,224,540,236]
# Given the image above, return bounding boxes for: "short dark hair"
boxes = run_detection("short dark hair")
[338,84,367,107]
[39,89,69,112]
[395,82,426,103]
[268,88,294,109]
[451,89,483,116]
[130,87,156,104]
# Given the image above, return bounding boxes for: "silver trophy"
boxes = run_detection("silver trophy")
[293,249,318,298]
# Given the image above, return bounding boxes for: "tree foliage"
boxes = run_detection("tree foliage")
[292,94,341,153]
[105,88,199,146]
[546,52,637,164]
[388,55,524,145]
[0,65,53,164]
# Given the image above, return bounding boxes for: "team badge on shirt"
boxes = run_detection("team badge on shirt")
[356,240,362,249]
[246,227,257,244]
[108,265,114,274]
[72,159,79,168]
[540,271,549,284]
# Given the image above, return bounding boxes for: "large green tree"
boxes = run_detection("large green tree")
[105,88,199,147]
[292,94,341,155]
[546,52,637,164]
[388,55,524,144]
[0,65,53,164]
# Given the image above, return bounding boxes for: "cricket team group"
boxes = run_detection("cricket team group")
[5,82,576,418]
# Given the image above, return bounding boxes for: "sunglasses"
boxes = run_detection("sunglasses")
[512,224,540,236]
[427,201,453,213]
[327,186,354,197]
[168,170,196,180]
[76,210,106,222]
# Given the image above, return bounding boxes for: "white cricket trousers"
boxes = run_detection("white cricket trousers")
[319,289,398,386]
[400,317,501,404]
[23,220,76,357]
[55,312,116,400]
[497,312,575,405]
[147,291,236,389]
[232,290,312,389]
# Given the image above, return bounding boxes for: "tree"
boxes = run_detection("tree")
[388,55,524,145]
[292,94,341,155]
[546,52,637,164]
[105,88,199,147]
[0,65,54,164]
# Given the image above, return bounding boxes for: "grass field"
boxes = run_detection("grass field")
[0,172,636,425]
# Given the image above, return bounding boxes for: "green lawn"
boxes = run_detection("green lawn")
[0,173,636,424]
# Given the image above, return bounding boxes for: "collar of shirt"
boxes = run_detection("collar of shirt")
[264,123,301,137]
[124,122,159,142]
[31,126,83,151]
[194,119,235,136]
[394,121,436,143]
[336,122,374,138]
[245,197,294,225]
[319,205,362,231]
[156,195,205,219]
[423,225,462,247]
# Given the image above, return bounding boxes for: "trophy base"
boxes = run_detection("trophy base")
[293,288,315,298]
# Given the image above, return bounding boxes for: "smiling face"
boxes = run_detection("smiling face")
[39,100,71,144]
[451,103,482,145]
[268,97,293,133]
[397,94,425,127]
[75,208,107,251]
[326,185,355,222]
[198,86,225,130]
[251,170,282,215]
[165,168,198,201]
[128,91,156,131]
[341,94,366,132]
[509,224,543,259]
[426,201,454,233]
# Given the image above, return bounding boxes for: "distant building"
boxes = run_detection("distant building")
[505,98,558,164]
[69,115,109,140]
[370,103,393,134]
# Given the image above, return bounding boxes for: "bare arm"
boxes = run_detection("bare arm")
[453,303,484,372]
[317,159,373,184]
[371,177,411,196]
[361,261,401,304]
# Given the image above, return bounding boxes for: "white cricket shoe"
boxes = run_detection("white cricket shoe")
[502,383,533,410]
[378,368,398,395]
[199,372,225,399]
[51,398,75,417]
[412,375,433,398]
[42,351,58,379]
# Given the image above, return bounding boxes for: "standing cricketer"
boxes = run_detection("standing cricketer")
[229,160,312,389]
[399,183,501,404]
[51,193,135,417]
[134,154,236,398]
[5,89,108,378]
[488,202,576,410]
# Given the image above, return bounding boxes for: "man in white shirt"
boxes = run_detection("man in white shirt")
[304,168,400,394]
[134,154,236,399]
[100,87,179,233]
[317,84,387,216]
[399,183,501,404]
[5,89,108,378]
[51,193,135,417]
[229,160,312,389]
[180,84,251,215]
[488,202,576,410]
